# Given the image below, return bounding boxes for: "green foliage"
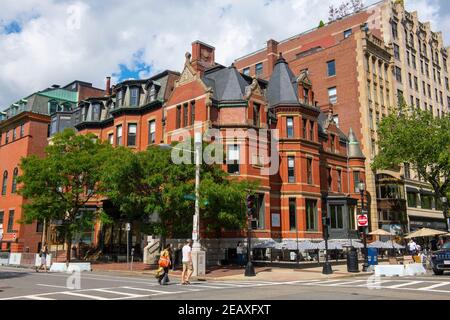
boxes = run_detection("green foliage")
[18,129,113,261]
[318,20,325,28]
[372,104,450,204]
[101,142,260,239]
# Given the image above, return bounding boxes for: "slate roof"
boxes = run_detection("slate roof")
[317,112,348,142]
[267,55,300,108]
[347,128,365,159]
[202,66,249,102]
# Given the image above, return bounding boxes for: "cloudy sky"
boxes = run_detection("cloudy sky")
[0,0,448,108]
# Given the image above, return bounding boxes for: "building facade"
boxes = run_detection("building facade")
[40,41,367,264]
[234,0,449,235]
[0,81,104,253]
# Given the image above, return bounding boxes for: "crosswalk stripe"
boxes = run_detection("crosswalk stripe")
[59,291,109,300]
[178,284,225,289]
[306,280,344,285]
[120,286,185,294]
[24,295,56,300]
[326,280,368,286]
[417,282,450,291]
[385,281,424,289]
[93,289,141,297]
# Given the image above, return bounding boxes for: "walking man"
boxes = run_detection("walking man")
[181,239,194,285]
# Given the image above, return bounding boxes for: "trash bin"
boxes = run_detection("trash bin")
[347,248,359,273]
[367,248,378,266]
[290,251,297,261]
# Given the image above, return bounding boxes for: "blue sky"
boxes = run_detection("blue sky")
[0,0,449,108]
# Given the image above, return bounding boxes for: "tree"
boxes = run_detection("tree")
[18,129,113,262]
[318,20,325,28]
[101,143,259,244]
[329,0,364,21]
[372,105,450,224]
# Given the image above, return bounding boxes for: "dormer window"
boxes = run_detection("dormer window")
[130,87,139,107]
[116,89,124,107]
[92,103,101,121]
[147,86,157,103]
[48,101,59,115]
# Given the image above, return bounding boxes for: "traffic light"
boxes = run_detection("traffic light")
[246,195,255,216]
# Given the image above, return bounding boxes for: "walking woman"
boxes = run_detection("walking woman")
[157,244,172,285]
[36,243,49,273]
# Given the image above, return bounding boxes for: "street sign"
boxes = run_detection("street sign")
[357,215,369,227]
[125,223,131,232]
[361,209,369,215]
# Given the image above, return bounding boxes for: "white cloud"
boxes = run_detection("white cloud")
[0,0,447,108]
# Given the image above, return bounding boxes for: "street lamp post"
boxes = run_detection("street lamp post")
[322,197,333,275]
[245,195,256,277]
[159,132,205,276]
[359,181,369,272]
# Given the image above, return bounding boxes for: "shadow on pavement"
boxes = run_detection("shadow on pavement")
[0,270,30,280]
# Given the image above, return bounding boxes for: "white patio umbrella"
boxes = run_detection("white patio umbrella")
[367,240,385,249]
[405,228,447,239]
[253,239,279,249]
[317,241,343,250]
[282,240,319,251]
[382,240,405,249]
[341,240,364,249]
[369,229,394,237]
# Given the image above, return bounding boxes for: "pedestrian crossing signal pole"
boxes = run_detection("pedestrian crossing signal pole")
[245,195,256,277]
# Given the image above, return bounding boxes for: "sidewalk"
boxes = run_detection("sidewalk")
[91,262,374,282]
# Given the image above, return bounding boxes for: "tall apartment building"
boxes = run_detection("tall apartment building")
[0,81,104,253]
[235,0,449,235]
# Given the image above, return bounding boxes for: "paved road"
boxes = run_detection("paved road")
[1,266,449,300]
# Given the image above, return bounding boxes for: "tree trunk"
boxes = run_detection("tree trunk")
[65,233,71,264]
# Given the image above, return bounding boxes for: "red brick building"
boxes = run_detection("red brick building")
[234,0,450,235]
[0,82,104,253]
[41,41,366,264]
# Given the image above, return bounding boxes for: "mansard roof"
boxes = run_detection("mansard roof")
[267,55,300,108]
[202,65,249,102]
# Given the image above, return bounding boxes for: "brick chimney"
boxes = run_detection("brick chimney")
[191,41,216,75]
[105,76,111,96]
[267,39,279,73]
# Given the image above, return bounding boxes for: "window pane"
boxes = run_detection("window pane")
[288,157,295,183]
[327,60,336,76]
[287,117,294,138]
[289,198,296,231]
[328,87,337,104]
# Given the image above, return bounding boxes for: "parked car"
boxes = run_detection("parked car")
[431,241,450,275]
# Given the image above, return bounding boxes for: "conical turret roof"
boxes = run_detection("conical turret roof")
[267,54,299,108]
[348,128,365,159]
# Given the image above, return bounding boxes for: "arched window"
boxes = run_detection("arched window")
[2,171,8,195]
[11,168,18,194]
